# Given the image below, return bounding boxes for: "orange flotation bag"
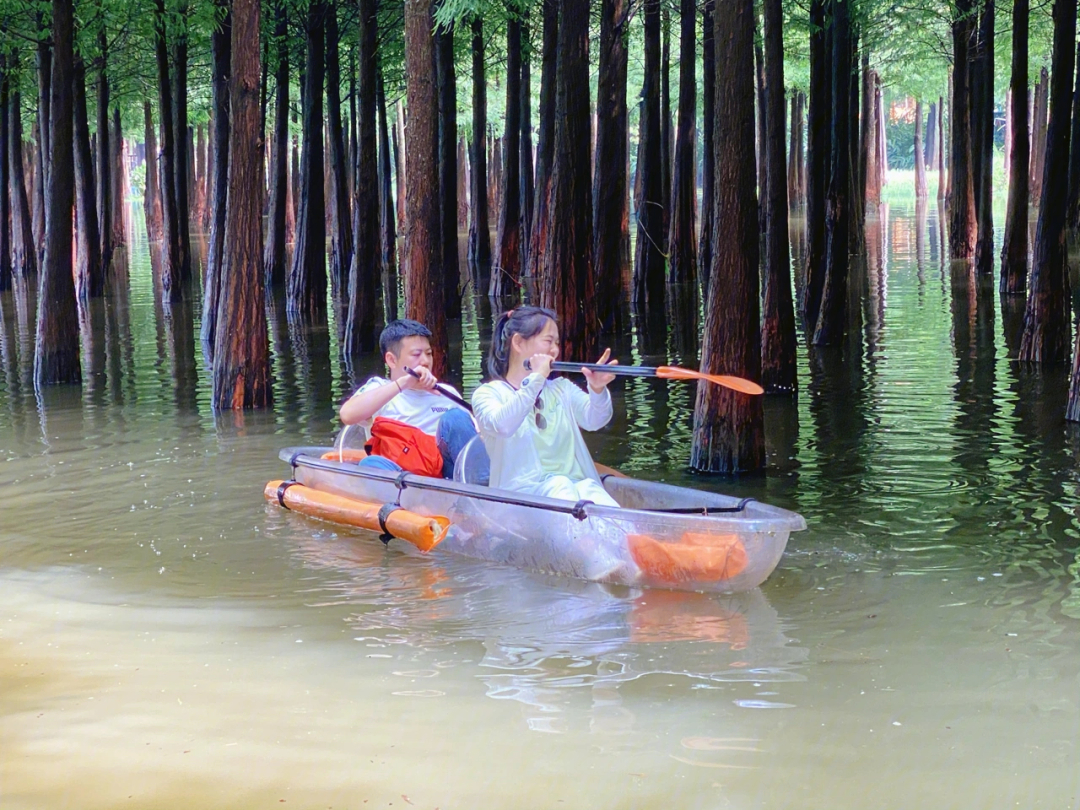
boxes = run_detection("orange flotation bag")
[265,480,450,552]
[627,531,748,585]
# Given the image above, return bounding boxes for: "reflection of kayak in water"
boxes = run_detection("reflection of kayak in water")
[269,446,806,593]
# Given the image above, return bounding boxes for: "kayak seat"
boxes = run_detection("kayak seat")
[453,436,492,486]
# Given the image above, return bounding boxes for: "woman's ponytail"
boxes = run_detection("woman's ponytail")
[486,306,558,380]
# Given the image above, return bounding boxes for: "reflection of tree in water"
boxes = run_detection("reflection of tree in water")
[281,525,804,738]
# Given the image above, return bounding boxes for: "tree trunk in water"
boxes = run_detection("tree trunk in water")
[492,15,522,298]
[212,0,272,410]
[802,0,830,327]
[1001,0,1028,296]
[914,99,928,199]
[812,0,852,345]
[154,0,183,302]
[288,0,327,318]
[949,0,977,260]
[436,20,460,315]
[761,0,795,393]
[96,29,112,269]
[787,89,799,207]
[0,68,9,293]
[797,91,807,201]
[110,108,127,247]
[72,57,103,299]
[36,32,51,197]
[926,101,938,167]
[520,12,534,268]
[667,0,696,285]
[691,0,763,473]
[755,40,767,231]
[697,0,715,288]
[860,62,879,210]
[377,71,398,321]
[468,17,491,281]
[633,0,664,308]
[291,108,300,233]
[9,87,37,277]
[326,4,353,295]
[541,0,595,364]
[264,0,289,288]
[394,101,405,230]
[35,0,80,386]
[345,0,379,354]
[201,0,231,348]
[1020,0,1076,364]
[527,0,557,282]
[403,0,447,376]
[144,101,163,243]
[172,6,191,281]
[1066,40,1080,230]
[938,93,946,200]
[659,4,671,248]
[972,0,995,276]
[194,124,207,225]
[1031,68,1048,205]
[592,0,628,328]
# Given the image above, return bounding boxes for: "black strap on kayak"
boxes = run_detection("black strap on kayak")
[377,503,402,545]
[571,500,593,521]
[276,480,299,509]
[651,497,757,515]
[288,452,303,473]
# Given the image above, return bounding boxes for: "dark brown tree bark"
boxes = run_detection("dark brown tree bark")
[264,0,289,287]
[376,69,398,321]
[9,87,37,277]
[96,28,112,269]
[796,91,806,202]
[201,0,231,348]
[492,12,523,298]
[1020,0,1076,364]
[812,0,852,345]
[925,101,938,168]
[660,3,671,247]
[972,0,994,276]
[520,11,535,268]
[1066,40,1080,230]
[938,93,946,200]
[0,66,10,293]
[761,0,795,393]
[110,107,126,248]
[436,18,460,315]
[788,89,799,207]
[72,57,103,299]
[172,3,191,281]
[35,0,80,386]
[633,0,664,307]
[592,0,628,327]
[154,0,183,302]
[288,0,328,318]
[326,3,353,293]
[36,29,51,196]
[667,0,696,285]
[394,101,405,230]
[949,0,977,259]
[404,0,447,376]
[698,0,714,288]
[143,101,163,244]
[691,0,763,473]
[914,99,928,199]
[527,0,557,281]
[345,0,378,354]
[541,0,595,363]
[468,16,491,280]
[213,0,272,410]
[193,124,207,225]
[803,0,829,327]
[1001,0,1028,295]
[860,61,880,209]
[755,40,767,229]
[1031,68,1048,205]
[292,107,300,231]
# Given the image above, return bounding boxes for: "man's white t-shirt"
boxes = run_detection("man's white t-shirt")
[355,376,467,436]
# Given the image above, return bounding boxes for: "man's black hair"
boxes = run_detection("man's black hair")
[380,319,433,357]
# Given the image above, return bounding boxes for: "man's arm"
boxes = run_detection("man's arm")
[339,380,403,426]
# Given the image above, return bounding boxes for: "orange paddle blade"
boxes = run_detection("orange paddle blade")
[656,366,765,395]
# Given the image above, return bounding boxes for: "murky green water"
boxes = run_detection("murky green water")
[2,203,1079,808]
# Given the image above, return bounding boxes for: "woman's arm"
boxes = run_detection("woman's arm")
[562,378,613,432]
[472,377,543,438]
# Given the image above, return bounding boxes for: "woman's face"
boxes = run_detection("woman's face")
[513,318,560,361]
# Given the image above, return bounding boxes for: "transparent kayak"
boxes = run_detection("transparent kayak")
[274,445,807,593]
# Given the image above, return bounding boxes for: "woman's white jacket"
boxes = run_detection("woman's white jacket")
[471,374,612,492]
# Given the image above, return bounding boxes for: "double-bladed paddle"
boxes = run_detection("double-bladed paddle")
[526,360,765,396]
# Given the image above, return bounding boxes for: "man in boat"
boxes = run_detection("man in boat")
[339,319,482,479]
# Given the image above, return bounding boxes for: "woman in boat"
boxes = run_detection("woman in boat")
[471,307,620,507]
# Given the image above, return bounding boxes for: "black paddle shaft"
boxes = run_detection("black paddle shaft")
[403,367,473,411]
[525,360,658,378]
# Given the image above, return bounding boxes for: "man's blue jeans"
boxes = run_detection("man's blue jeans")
[358,409,486,479]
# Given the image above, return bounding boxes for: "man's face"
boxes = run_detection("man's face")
[387,336,433,374]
